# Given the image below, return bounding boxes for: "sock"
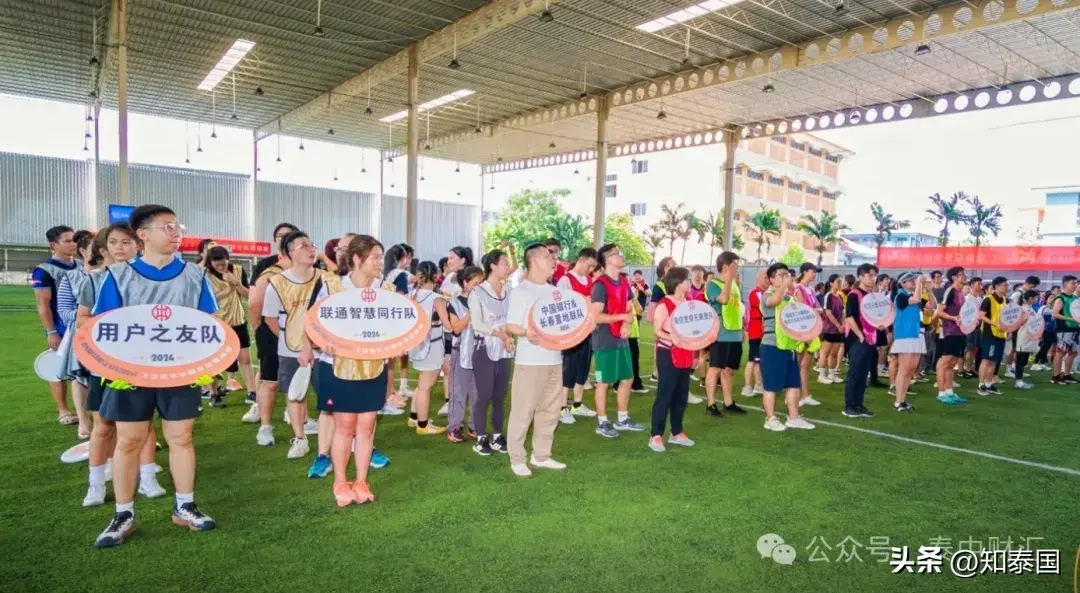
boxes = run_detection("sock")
[409,412,417,421]
[597,415,608,424]
[617,411,629,422]
[89,464,106,486]
[399,378,408,389]
[139,463,156,481]
[418,420,428,429]
[175,492,194,506]
[572,401,581,408]
[116,501,134,516]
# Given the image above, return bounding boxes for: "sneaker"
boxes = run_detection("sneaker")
[949,393,967,403]
[334,482,357,507]
[817,373,833,385]
[668,432,696,446]
[398,384,415,397]
[491,434,508,454]
[369,450,390,469]
[287,437,310,459]
[987,385,1003,395]
[94,511,135,548]
[705,403,723,417]
[723,403,748,415]
[913,375,929,384]
[473,435,493,456]
[241,403,260,424]
[437,402,450,416]
[467,429,478,439]
[648,435,666,452]
[894,401,915,412]
[856,406,875,418]
[511,463,532,477]
[753,385,764,395]
[583,380,594,390]
[648,374,658,384]
[784,417,815,430]
[416,423,446,435]
[559,408,576,425]
[245,392,257,404]
[887,385,896,396]
[447,426,466,443]
[1004,369,1017,379]
[842,407,860,418]
[227,379,242,391]
[799,395,822,407]
[1066,376,1079,385]
[407,417,418,428]
[209,396,227,408]
[763,416,787,432]
[529,456,566,470]
[1015,380,1033,390]
[172,502,216,531]
[200,389,211,401]
[256,425,275,446]
[307,454,332,478]
[138,474,166,498]
[830,371,844,383]
[631,385,650,394]
[303,419,318,435]
[83,484,106,507]
[351,480,375,504]
[1052,376,1063,385]
[740,386,754,397]
[595,420,619,439]
[570,403,597,417]
[977,385,991,396]
[613,416,645,431]
[687,393,704,405]
[378,403,405,416]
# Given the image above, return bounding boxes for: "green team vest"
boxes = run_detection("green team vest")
[709,279,743,331]
[1058,293,1079,329]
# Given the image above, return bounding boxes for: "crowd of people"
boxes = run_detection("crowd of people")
[30,206,1078,549]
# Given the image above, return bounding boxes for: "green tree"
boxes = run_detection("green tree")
[797,211,850,267]
[483,188,572,252]
[925,192,966,247]
[747,204,782,264]
[778,243,806,267]
[603,213,651,266]
[962,194,1003,247]
[549,214,591,256]
[870,202,910,248]
[644,229,666,264]
[694,210,745,265]
[655,203,689,257]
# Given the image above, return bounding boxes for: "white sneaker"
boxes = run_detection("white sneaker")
[398,383,414,397]
[830,371,843,383]
[138,474,166,498]
[1004,370,1016,379]
[283,410,291,425]
[256,425,275,446]
[529,456,566,470]
[763,416,787,432]
[668,433,695,447]
[378,403,405,415]
[303,419,318,435]
[753,385,764,395]
[799,395,822,407]
[437,402,450,417]
[648,436,666,452]
[1015,380,1033,390]
[817,373,833,385]
[510,463,532,477]
[241,403,260,424]
[82,484,106,507]
[559,408,576,424]
[570,403,597,417]
[583,381,594,390]
[687,393,704,405]
[785,417,816,430]
[740,385,754,397]
[287,437,310,459]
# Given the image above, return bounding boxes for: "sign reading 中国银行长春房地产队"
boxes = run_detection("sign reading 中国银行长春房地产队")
[527,288,594,351]
[668,300,719,351]
[74,304,240,388]
[305,288,430,360]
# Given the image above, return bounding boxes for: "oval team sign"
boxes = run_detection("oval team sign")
[1024,311,1045,341]
[778,301,823,343]
[527,287,595,351]
[999,302,1024,332]
[860,292,894,329]
[74,305,240,388]
[305,288,430,360]
[958,298,980,335]
[669,300,719,351]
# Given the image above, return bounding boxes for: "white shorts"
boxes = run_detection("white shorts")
[412,337,446,372]
[891,337,927,355]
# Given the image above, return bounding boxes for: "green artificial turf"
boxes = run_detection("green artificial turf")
[0,284,1077,593]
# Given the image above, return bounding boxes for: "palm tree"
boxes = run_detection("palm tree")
[678,210,698,262]
[870,202,911,248]
[694,210,746,264]
[797,211,850,266]
[746,204,782,264]
[655,203,689,257]
[925,192,966,246]
[549,215,591,256]
[963,194,1003,247]
[644,229,665,263]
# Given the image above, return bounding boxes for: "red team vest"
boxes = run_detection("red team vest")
[564,271,593,298]
[596,273,630,338]
[660,297,695,369]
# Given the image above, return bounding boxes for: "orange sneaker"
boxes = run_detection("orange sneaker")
[333,482,357,507]
[352,480,375,504]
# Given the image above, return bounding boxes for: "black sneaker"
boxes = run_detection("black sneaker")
[245,392,256,404]
[705,404,723,417]
[723,403,747,415]
[209,395,227,408]
[447,426,465,443]
[842,407,859,418]
[172,502,216,531]
[987,385,1003,395]
[473,435,493,456]
[491,433,508,454]
[977,385,991,396]
[94,511,135,548]
[1063,375,1078,385]
[856,406,875,418]
[894,402,915,412]
[200,388,212,401]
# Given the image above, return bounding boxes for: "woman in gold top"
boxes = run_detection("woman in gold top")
[205,246,253,406]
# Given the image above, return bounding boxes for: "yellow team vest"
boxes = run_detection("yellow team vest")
[983,294,1006,339]
[208,263,245,326]
[327,277,393,381]
[269,271,329,354]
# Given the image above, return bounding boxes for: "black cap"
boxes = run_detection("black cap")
[799,262,823,274]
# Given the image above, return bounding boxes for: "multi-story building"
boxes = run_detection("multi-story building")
[844,232,940,250]
[1030,185,1080,246]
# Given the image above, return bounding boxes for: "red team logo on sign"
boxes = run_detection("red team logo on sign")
[553,291,563,302]
[361,289,377,303]
[151,305,173,322]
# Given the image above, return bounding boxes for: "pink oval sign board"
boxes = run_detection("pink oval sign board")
[527,287,595,351]
[74,305,241,388]
[306,288,430,360]
[860,292,894,329]
[1024,312,1045,341]
[958,298,980,335]
[669,300,719,351]
[999,302,1024,333]
[778,301,823,343]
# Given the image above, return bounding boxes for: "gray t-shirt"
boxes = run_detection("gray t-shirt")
[591,276,630,351]
[760,287,791,347]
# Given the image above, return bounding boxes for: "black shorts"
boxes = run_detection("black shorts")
[561,339,593,388]
[226,324,251,373]
[99,385,202,422]
[255,323,279,382]
[709,341,742,370]
[87,375,105,412]
[747,339,761,362]
[937,335,966,358]
[822,333,844,344]
[981,336,1006,364]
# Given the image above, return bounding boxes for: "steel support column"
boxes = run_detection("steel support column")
[115,0,129,205]
[478,172,485,253]
[405,45,419,247]
[377,150,385,237]
[723,131,737,252]
[592,97,609,249]
[251,133,259,241]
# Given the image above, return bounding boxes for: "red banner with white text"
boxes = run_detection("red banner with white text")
[179,237,272,257]
[877,246,1080,271]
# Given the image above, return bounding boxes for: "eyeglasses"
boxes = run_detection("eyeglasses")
[146,222,185,235]
[292,242,316,251]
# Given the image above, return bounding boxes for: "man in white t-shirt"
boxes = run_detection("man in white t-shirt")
[505,244,568,478]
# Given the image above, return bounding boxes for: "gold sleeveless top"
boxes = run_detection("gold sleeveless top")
[208,264,245,326]
[269,270,327,354]
[327,276,392,381]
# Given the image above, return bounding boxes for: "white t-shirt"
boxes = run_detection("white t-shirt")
[440,272,461,298]
[507,279,563,366]
[508,268,525,289]
[262,269,318,359]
